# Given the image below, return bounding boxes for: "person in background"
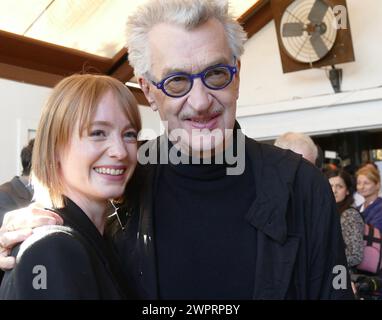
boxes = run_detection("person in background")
[274,132,318,165]
[0,139,34,225]
[315,144,324,171]
[0,74,141,299]
[325,169,364,268]
[354,162,382,208]
[0,139,35,283]
[356,165,382,232]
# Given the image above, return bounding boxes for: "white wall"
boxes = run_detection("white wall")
[0,79,51,184]
[138,105,163,140]
[237,0,382,140]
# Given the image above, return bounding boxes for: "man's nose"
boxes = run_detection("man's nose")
[108,136,128,160]
[187,79,213,112]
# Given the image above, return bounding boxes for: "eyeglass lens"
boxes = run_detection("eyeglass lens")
[163,66,232,97]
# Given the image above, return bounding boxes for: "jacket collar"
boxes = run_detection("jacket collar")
[10,176,33,201]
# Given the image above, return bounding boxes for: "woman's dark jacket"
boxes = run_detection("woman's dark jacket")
[0,199,131,299]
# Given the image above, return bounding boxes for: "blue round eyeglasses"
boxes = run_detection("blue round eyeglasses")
[150,60,237,98]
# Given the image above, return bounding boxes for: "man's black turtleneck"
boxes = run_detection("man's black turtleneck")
[153,144,257,299]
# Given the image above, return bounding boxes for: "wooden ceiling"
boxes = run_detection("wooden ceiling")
[0,0,272,106]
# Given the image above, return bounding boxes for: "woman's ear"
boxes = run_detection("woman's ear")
[139,77,158,111]
[56,154,61,170]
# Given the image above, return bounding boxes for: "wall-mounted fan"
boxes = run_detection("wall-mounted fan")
[281,0,338,63]
[271,0,355,75]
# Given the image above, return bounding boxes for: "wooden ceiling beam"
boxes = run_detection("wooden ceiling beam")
[108,48,147,105]
[108,48,135,83]
[0,62,64,87]
[0,30,111,76]
[239,0,273,39]
[127,85,150,106]
[0,31,146,103]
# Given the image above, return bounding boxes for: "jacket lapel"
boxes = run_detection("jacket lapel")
[245,137,301,299]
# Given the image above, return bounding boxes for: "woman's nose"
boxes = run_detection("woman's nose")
[108,137,128,160]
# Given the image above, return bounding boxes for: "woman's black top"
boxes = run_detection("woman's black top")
[0,198,133,300]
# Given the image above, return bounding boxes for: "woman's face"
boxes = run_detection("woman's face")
[59,91,138,206]
[357,174,380,199]
[329,176,348,203]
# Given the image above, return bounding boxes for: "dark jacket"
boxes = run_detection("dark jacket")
[0,176,33,224]
[113,133,354,300]
[358,197,382,232]
[0,198,131,300]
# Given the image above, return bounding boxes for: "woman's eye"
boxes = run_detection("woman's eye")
[124,131,138,140]
[90,130,106,137]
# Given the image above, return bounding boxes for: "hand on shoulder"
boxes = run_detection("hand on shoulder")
[0,204,63,270]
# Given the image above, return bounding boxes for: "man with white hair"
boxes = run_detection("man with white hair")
[0,0,353,300]
[274,132,318,165]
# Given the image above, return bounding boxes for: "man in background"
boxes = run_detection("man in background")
[0,139,34,224]
[274,132,318,165]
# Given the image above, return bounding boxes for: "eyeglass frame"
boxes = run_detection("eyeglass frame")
[149,57,238,98]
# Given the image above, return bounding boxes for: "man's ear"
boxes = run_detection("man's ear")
[236,59,241,71]
[138,77,158,111]
[234,59,241,100]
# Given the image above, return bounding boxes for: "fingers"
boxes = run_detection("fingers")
[0,228,33,250]
[0,205,64,272]
[31,207,64,226]
[2,206,63,232]
[19,212,61,230]
[0,256,16,271]
[0,228,32,270]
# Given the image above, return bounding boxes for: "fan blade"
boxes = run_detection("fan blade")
[310,33,328,59]
[282,23,304,37]
[308,0,329,23]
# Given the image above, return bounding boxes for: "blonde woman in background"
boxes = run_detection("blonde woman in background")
[356,165,382,232]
